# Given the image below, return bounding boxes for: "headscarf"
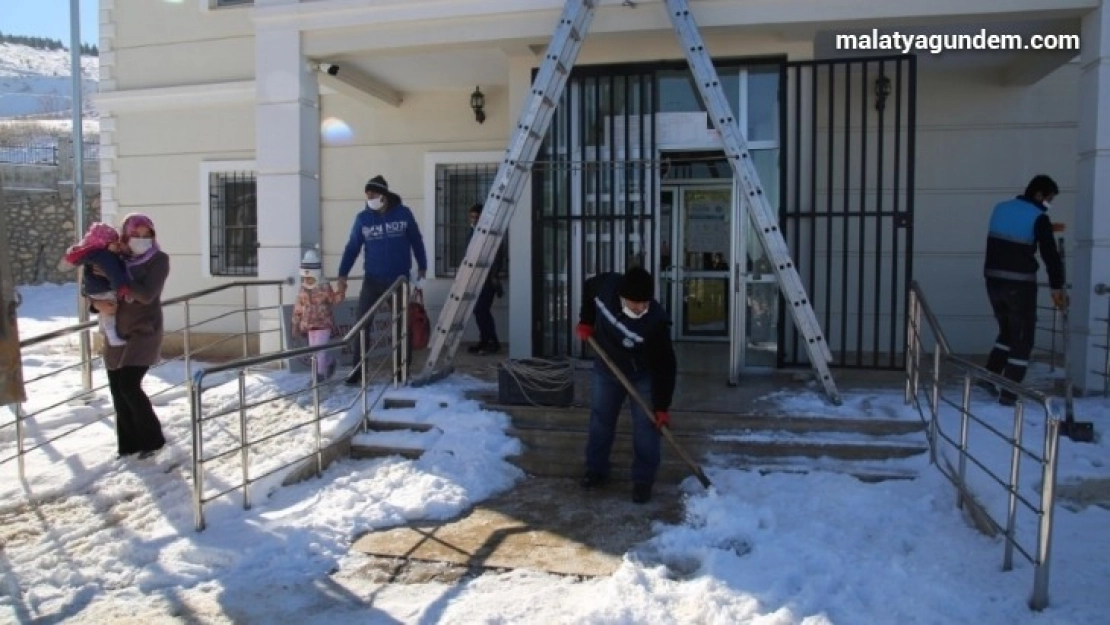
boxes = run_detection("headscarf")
[121,212,162,267]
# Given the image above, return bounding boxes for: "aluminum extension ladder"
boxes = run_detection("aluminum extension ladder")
[418,0,841,405]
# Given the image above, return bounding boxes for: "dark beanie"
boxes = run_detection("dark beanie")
[619,266,654,302]
[365,175,391,195]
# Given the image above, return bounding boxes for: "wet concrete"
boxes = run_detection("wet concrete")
[351,476,686,579]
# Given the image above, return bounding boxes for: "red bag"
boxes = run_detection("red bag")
[408,289,431,350]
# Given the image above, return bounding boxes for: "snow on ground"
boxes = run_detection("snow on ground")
[1,282,1108,624]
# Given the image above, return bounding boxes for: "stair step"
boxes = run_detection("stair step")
[509,453,919,484]
[351,444,425,460]
[366,419,437,433]
[506,427,926,462]
[490,403,923,437]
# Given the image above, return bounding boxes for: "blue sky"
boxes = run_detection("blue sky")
[2,1,100,46]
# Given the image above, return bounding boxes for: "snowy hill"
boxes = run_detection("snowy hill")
[0,42,98,119]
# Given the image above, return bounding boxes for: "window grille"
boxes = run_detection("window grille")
[208,171,257,277]
[434,163,507,277]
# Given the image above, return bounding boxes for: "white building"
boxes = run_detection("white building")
[95,0,1110,392]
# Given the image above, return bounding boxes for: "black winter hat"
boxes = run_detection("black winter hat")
[619,266,654,302]
[365,174,401,207]
[364,175,391,195]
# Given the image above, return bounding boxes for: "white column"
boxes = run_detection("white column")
[1072,4,1110,394]
[254,8,320,354]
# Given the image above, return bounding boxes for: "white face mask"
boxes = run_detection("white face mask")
[622,305,648,320]
[367,197,384,211]
[128,237,153,254]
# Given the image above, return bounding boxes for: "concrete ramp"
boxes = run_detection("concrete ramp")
[351,476,685,577]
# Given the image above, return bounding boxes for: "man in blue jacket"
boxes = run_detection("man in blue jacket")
[337,175,427,384]
[982,174,1067,405]
[575,266,677,504]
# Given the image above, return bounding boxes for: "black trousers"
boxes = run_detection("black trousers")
[472,279,498,344]
[984,279,1038,387]
[350,277,410,374]
[352,277,390,364]
[107,365,166,455]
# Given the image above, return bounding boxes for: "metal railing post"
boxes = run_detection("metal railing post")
[183,301,193,385]
[402,284,410,386]
[241,286,250,358]
[1003,401,1025,571]
[191,376,207,532]
[360,326,370,426]
[905,290,918,405]
[957,375,972,510]
[928,346,941,465]
[391,291,400,387]
[15,404,26,481]
[1030,417,1061,611]
[312,355,323,478]
[278,282,287,352]
[1104,293,1110,397]
[238,370,251,511]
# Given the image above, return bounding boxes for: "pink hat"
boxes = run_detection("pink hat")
[121,212,156,237]
[63,222,119,265]
[82,222,120,247]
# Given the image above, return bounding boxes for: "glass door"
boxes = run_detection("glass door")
[661,185,732,341]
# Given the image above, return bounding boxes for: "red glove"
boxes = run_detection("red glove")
[576,323,593,341]
[654,410,670,430]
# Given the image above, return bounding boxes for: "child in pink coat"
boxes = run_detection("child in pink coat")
[61,222,132,346]
[291,250,342,382]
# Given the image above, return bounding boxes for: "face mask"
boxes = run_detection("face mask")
[367,197,384,211]
[128,237,153,254]
[622,305,648,320]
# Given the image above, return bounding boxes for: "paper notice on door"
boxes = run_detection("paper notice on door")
[685,200,729,254]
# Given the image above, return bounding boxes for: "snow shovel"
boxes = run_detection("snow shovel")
[1058,307,1095,443]
[586,336,712,489]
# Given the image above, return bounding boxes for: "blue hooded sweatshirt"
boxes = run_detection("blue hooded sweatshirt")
[338,200,428,283]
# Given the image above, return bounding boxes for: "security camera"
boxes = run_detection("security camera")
[327,64,340,76]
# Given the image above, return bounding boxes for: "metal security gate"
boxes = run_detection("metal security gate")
[533,70,657,358]
[779,55,916,369]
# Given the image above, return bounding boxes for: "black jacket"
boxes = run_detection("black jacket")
[984,196,1065,289]
[579,272,677,411]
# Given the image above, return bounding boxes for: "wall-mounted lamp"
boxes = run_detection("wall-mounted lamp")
[874,75,892,113]
[470,86,486,124]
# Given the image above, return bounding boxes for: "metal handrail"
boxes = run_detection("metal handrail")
[6,279,292,480]
[189,276,411,531]
[1094,283,1110,396]
[905,280,1061,611]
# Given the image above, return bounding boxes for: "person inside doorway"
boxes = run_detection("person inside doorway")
[465,203,504,355]
[982,174,1067,405]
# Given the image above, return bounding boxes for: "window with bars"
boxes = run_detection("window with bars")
[207,170,257,277]
[434,163,507,278]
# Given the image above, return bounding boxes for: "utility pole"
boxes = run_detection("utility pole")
[70,0,92,391]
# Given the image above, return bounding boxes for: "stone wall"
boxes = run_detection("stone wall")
[2,186,100,286]
[2,137,101,286]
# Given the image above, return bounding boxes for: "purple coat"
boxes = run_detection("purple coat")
[101,251,170,370]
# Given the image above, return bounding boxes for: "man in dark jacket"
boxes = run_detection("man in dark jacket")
[466,203,505,355]
[576,266,677,504]
[983,174,1067,405]
[337,175,428,384]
